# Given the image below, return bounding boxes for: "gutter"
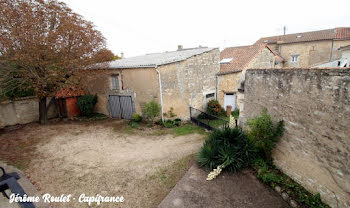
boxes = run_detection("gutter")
[154,66,164,122]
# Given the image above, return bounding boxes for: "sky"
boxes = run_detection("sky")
[61,0,350,58]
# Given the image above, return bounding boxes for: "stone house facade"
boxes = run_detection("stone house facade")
[254,27,350,67]
[217,44,283,111]
[81,47,220,120]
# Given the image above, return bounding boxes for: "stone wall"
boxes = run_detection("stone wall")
[0,97,57,128]
[239,68,350,208]
[160,49,220,119]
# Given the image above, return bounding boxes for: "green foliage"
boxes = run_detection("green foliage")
[162,118,182,128]
[132,113,143,122]
[129,121,139,128]
[253,159,330,208]
[197,128,255,172]
[77,94,98,116]
[231,108,240,119]
[143,100,161,124]
[206,100,225,116]
[246,108,284,160]
[163,120,175,128]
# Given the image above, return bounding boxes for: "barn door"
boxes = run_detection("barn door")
[109,95,121,119]
[120,96,133,119]
[108,95,133,119]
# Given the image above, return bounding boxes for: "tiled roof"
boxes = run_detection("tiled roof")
[255,27,350,45]
[219,44,266,73]
[93,47,216,69]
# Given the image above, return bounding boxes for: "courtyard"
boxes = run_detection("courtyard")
[0,119,207,208]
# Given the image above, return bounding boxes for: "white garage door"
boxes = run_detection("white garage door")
[224,93,236,111]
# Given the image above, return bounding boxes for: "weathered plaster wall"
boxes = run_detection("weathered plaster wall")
[160,49,220,119]
[217,72,241,107]
[82,68,159,116]
[279,40,333,67]
[0,97,57,128]
[240,68,350,208]
[267,39,350,67]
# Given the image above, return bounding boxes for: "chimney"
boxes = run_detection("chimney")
[177,45,183,51]
[120,52,124,59]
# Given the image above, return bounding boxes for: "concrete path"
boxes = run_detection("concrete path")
[159,164,289,208]
[0,162,49,208]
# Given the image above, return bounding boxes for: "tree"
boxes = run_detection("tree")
[0,0,114,124]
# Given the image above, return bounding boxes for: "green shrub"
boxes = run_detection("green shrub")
[163,120,175,128]
[206,100,225,117]
[143,100,161,124]
[231,108,240,119]
[129,121,139,128]
[197,128,256,172]
[132,113,143,122]
[77,94,98,116]
[246,108,284,161]
[173,118,182,126]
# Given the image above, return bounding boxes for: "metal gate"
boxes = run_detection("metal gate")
[108,95,133,119]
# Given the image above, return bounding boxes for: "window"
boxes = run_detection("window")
[263,40,269,43]
[206,93,215,99]
[296,35,302,38]
[291,55,299,63]
[220,58,233,64]
[111,75,120,90]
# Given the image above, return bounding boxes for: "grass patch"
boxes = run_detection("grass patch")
[198,115,229,129]
[172,123,208,137]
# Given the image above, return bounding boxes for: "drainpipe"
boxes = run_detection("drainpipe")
[155,66,164,122]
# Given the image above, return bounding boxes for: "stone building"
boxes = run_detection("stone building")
[254,27,350,67]
[217,44,284,110]
[81,46,220,120]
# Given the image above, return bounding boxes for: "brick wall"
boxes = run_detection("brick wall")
[240,68,350,208]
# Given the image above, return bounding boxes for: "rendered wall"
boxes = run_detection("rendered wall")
[0,97,57,128]
[240,68,350,208]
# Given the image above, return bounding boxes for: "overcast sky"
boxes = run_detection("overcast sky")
[62,0,350,58]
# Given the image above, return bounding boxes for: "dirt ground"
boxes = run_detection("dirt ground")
[0,119,206,208]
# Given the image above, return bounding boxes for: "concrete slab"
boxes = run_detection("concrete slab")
[159,164,290,208]
[0,162,49,208]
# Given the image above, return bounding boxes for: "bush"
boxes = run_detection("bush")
[173,118,182,126]
[163,120,175,128]
[246,108,284,161]
[129,121,139,128]
[77,94,98,116]
[206,100,224,117]
[197,128,256,172]
[231,108,240,119]
[132,113,143,122]
[143,100,161,124]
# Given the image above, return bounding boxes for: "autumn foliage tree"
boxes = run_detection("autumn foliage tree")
[0,0,114,124]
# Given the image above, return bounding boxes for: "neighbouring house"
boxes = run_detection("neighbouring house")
[217,44,284,111]
[254,27,350,67]
[313,44,350,68]
[55,86,87,118]
[81,46,220,120]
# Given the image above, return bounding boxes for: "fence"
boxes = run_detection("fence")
[189,106,232,130]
